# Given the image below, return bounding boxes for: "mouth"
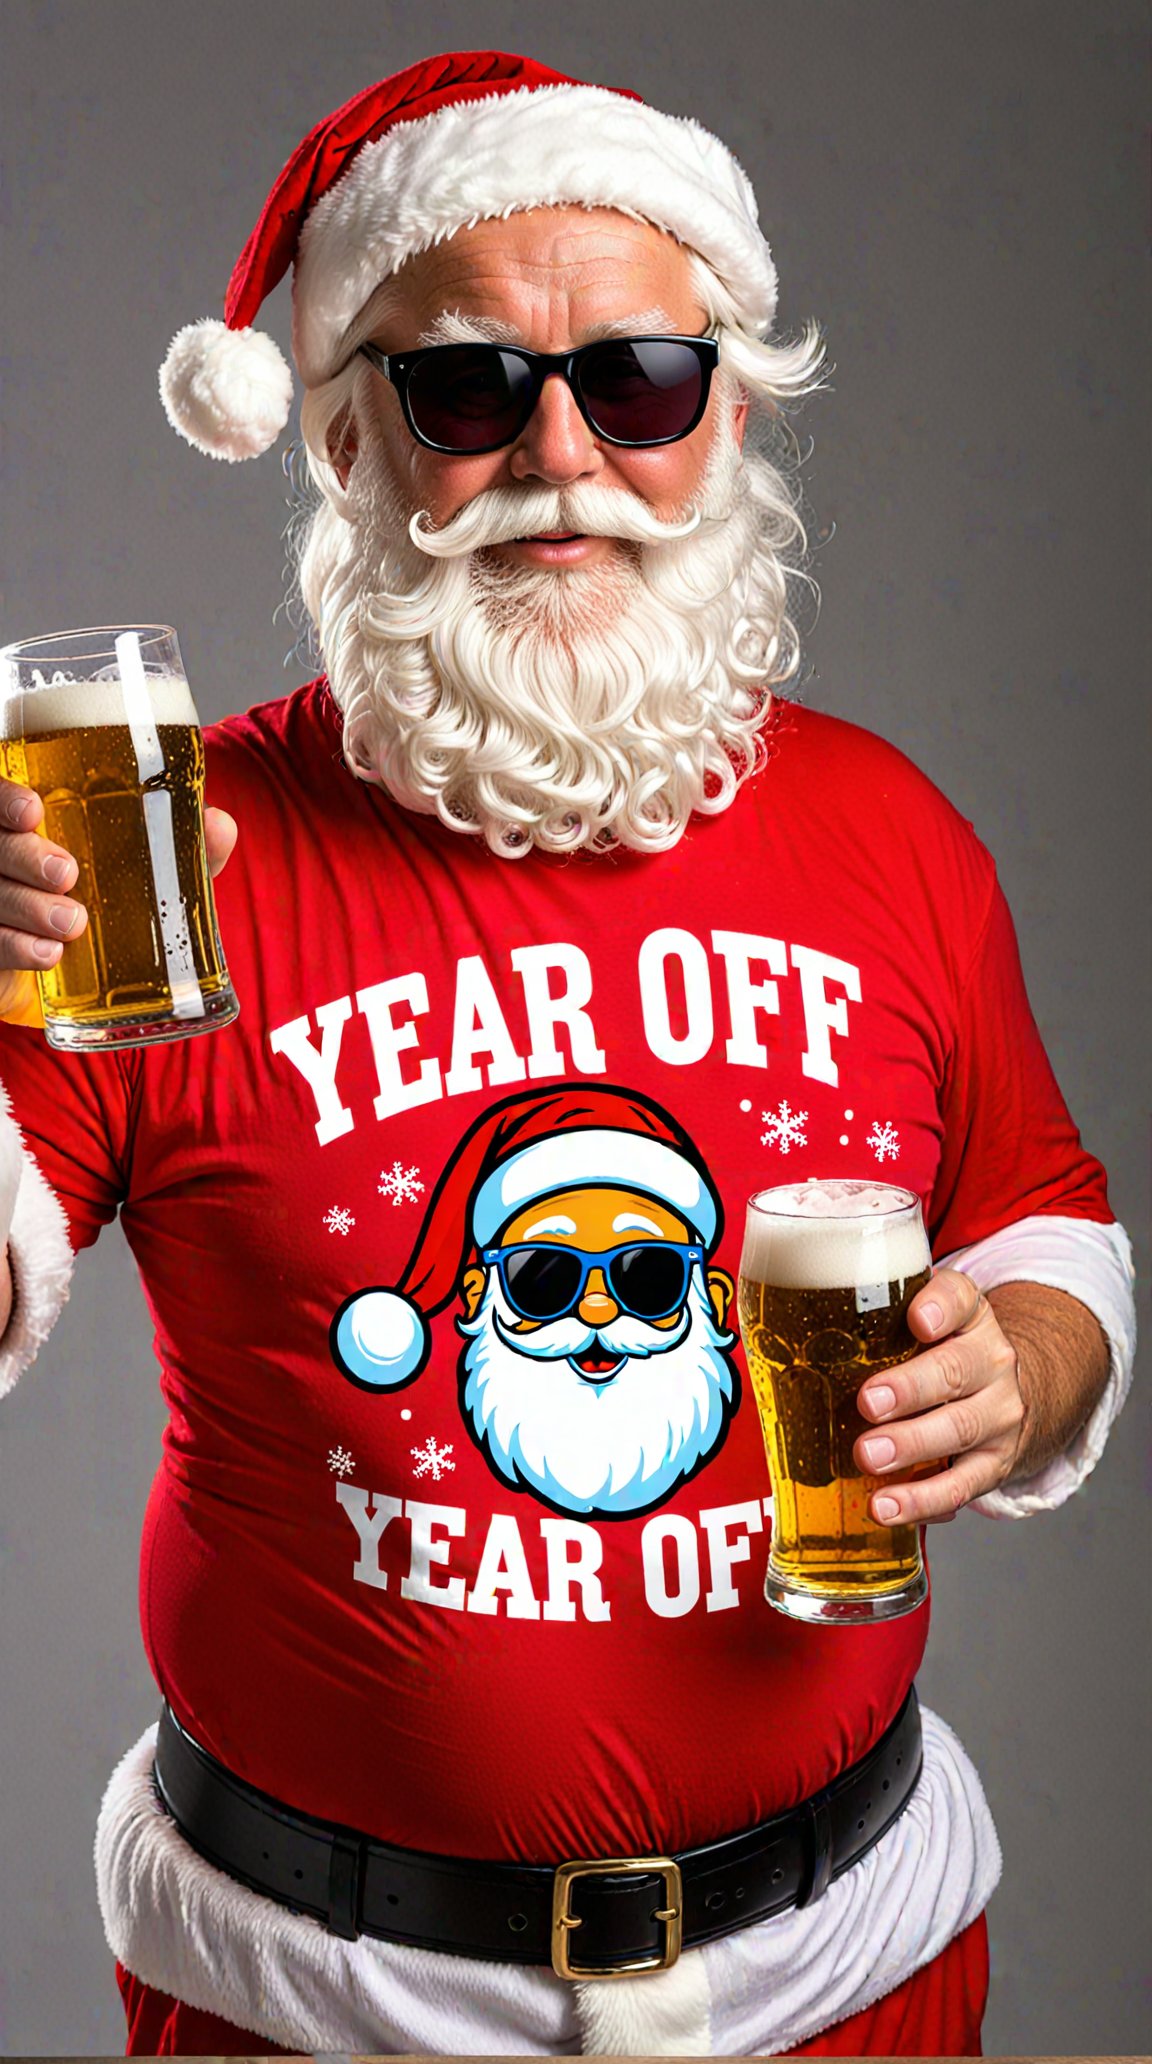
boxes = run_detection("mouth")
[571,1348,626,1382]
[513,530,586,543]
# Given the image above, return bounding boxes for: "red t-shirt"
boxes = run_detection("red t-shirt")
[0,681,1109,1863]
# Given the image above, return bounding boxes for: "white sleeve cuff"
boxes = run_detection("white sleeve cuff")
[0,1082,75,1399]
[936,1214,1136,1519]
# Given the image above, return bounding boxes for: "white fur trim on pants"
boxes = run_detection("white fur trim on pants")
[97,1708,999,2056]
[0,1081,74,1398]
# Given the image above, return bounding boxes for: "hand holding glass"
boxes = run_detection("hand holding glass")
[738,1180,932,1624]
[0,626,238,1050]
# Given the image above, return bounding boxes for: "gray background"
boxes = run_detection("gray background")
[1,0,1147,2054]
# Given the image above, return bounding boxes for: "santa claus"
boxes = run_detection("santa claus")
[0,48,1134,2061]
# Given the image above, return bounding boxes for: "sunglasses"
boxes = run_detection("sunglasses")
[358,334,720,455]
[481,1239,705,1325]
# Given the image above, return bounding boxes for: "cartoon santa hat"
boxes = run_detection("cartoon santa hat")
[159,48,778,463]
[330,1084,722,1392]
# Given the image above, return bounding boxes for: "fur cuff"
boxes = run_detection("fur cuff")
[941,1216,1137,1518]
[0,1085,74,1398]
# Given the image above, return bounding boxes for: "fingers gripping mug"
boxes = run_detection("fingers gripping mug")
[0,625,238,1051]
[738,1179,932,1624]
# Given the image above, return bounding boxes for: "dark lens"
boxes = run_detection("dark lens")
[406,346,534,452]
[501,1245,584,1321]
[579,340,706,445]
[608,1244,689,1319]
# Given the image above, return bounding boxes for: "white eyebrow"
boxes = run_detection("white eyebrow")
[521,1213,578,1239]
[612,1212,665,1237]
[417,310,522,346]
[415,305,683,349]
[582,307,680,341]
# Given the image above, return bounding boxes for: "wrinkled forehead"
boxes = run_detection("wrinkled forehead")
[377,204,707,347]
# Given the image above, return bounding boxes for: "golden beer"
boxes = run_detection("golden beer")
[0,628,238,1051]
[739,1181,931,1624]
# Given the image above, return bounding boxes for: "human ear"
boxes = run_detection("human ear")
[328,412,359,489]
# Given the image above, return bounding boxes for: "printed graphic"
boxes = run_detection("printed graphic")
[330,1086,738,1519]
[327,1445,355,1477]
[760,1098,808,1154]
[411,1436,456,1482]
[868,1119,901,1163]
[378,1161,426,1206]
[324,1205,356,1236]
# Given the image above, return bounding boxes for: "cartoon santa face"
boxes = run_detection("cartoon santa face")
[329,1087,741,1519]
[458,1182,736,1516]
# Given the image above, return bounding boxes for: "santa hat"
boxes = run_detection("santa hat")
[159,49,778,463]
[330,1084,722,1392]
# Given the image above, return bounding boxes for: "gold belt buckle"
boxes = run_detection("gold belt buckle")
[551,1856,684,1980]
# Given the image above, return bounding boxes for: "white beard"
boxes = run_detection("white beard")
[298,391,802,857]
[458,1269,737,1517]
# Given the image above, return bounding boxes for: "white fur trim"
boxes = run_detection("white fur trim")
[159,319,293,461]
[96,1707,998,2055]
[0,1079,74,1397]
[573,1952,712,2055]
[937,1215,1137,1518]
[293,86,777,383]
[472,1128,717,1248]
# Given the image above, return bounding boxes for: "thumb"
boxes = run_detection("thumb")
[205,807,238,878]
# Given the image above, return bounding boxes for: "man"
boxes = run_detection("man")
[0,49,1134,2058]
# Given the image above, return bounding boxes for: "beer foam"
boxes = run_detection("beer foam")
[0,673,197,738]
[742,1179,929,1289]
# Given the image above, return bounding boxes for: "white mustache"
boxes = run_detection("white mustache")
[490,1301,693,1362]
[409,481,704,559]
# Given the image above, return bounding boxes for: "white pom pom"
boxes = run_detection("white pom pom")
[159,318,293,462]
[331,1288,429,1390]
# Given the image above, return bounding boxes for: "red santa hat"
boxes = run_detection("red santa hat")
[330,1083,722,1391]
[159,49,778,462]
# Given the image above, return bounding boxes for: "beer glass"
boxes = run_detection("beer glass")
[0,626,239,1051]
[739,1180,932,1624]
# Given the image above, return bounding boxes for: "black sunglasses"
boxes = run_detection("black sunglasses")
[481,1239,704,1325]
[358,334,720,455]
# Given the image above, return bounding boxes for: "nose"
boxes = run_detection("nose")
[509,373,605,487]
[578,1267,619,1326]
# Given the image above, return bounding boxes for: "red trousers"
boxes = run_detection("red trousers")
[117,1910,988,2055]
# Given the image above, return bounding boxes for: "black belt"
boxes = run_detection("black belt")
[153,1688,922,1980]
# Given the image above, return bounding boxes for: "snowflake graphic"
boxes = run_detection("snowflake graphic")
[760,1099,809,1154]
[323,1204,356,1236]
[868,1119,901,1163]
[327,1445,355,1478]
[378,1161,426,1207]
[411,1436,455,1482]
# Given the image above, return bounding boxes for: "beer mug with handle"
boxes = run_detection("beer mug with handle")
[739,1180,932,1624]
[0,625,239,1050]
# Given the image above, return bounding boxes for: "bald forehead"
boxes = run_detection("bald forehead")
[379,206,706,350]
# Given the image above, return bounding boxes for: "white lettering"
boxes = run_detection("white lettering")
[269,998,354,1144]
[443,957,528,1098]
[789,945,862,1088]
[637,928,714,1064]
[641,1515,702,1618]
[357,973,443,1120]
[511,944,606,1078]
[401,1499,467,1610]
[539,1518,612,1622]
[700,1499,765,1612]
[335,1483,402,1589]
[710,930,788,1068]
[467,1512,541,1618]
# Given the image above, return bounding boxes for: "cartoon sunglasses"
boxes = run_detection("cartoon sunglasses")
[481,1240,705,1324]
